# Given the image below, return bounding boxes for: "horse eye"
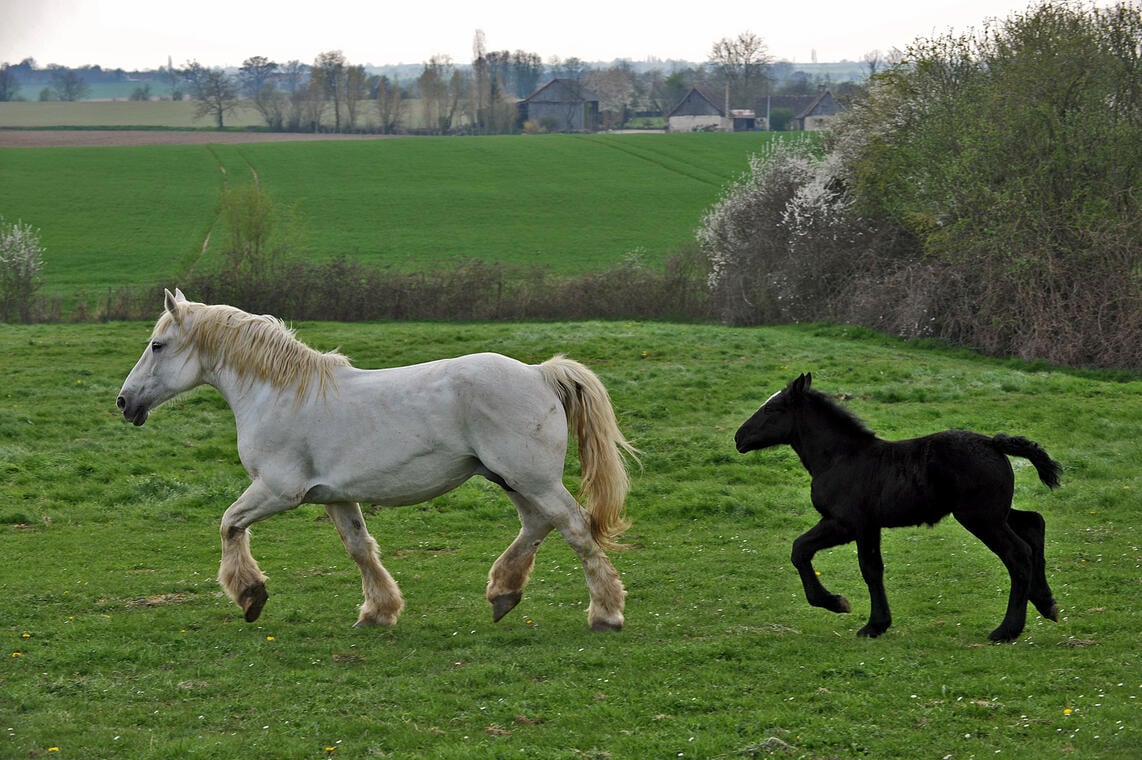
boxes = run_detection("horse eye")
[151,341,164,352]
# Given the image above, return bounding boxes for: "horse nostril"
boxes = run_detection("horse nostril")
[116,396,126,410]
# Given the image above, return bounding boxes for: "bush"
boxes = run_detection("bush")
[699,0,1141,370]
[0,218,45,323]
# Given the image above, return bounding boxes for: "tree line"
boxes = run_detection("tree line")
[1,31,868,133]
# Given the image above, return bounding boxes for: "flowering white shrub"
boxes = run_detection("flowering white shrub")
[0,218,45,322]
[697,138,857,325]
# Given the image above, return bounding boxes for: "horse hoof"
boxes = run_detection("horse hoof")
[589,619,623,632]
[857,624,886,638]
[241,584,268,623]
[1043,602,1059,622]
[491,592,523,622]
[987,626,1023,643]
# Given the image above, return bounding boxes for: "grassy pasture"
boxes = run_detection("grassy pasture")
[1,319,1138,758]
[0,132,768,301]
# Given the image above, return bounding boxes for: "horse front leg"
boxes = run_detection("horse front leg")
[791,518,854,615]
[325,502,404,627]
[486,493,553,622]
[218,480,296,622]
[855,528,891,638]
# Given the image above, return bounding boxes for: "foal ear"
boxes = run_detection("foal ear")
[791,372,812,394]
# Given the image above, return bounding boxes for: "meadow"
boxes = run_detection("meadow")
[1,318,1138,758]
[0,129,771,302]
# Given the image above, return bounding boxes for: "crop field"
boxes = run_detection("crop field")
[0,100,268,129]
[0,129,773,301]
[2,318,1138,758]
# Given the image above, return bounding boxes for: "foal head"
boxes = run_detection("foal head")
[734,373,814,453]
[735,373,873,453]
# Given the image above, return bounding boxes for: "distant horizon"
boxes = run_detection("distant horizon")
[3,1,1047,72]
[5,56,875,74]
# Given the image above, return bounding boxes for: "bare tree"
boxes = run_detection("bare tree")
[863,50,881,78]
[586,65,636,128]
[344,64,368,131]
[239,56,278,98]
[710,32,771,113]
[375,76,404,133]
[313,50,347,131]
[0,64,21,102]
[49,66,89,101]
[184,61,241,128]
[418,56,452,134]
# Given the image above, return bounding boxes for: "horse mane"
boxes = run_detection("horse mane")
[803,387,877,440]
[160,303,351,401]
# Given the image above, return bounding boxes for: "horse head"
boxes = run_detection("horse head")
[734,373,812,453]
[116,288,205,426]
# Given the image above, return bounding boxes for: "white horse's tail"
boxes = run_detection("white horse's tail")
[539,355,638,550]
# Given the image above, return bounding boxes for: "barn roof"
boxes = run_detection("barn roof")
[522,78,599,104]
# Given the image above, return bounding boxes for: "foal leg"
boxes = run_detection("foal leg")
[325,502,404,627]
[218,480,296,622]
[1007,509,1058,622]
[791,518,855,615]
[486,492,554,622]
[955,512,1034,642]
[855,528,891,638]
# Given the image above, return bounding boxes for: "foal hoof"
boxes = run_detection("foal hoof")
[241,584,269,623]
[491,592,523,623]
[589,619,623,632]
[987,625,1023,643]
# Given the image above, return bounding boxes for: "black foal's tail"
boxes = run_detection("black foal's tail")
[993,434,1063,489]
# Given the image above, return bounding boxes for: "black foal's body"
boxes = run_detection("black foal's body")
[735,373,1062,642]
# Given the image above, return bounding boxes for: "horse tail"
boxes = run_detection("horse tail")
[539,355,638,550]
[993,434,1063,489]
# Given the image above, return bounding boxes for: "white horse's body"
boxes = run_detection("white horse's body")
[117,289,635,630]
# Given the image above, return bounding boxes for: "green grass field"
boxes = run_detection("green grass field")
[0,132,770,300]
[2,319,1137,758]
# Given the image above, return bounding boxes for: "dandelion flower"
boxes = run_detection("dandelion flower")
[1064,708,1073,715]
[266,636,275,641]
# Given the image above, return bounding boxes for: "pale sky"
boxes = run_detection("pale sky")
[4,0,1046,70]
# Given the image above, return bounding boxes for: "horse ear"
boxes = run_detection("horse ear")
[164,288,184,325]
[803,372,812,390]
[791,373,811,394]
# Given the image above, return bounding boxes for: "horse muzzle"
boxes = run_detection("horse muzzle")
[116,395,150,426]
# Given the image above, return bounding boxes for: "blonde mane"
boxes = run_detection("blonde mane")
[160,303,351,401]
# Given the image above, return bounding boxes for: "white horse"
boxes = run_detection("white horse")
[117,289,637,631]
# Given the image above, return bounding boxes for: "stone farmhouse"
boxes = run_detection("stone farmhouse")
[666,86,843,132]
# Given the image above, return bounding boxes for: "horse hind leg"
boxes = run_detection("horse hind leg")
[526,486,625,631]
[1008,509,1058,622]
[956,511,1034,642]
[486,493,553,622]
[325,502,404,627]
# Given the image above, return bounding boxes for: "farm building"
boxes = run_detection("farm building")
[519,79,600,132]
[757,88,844,131]
[666,88,726,132]
[668,86,843,132]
